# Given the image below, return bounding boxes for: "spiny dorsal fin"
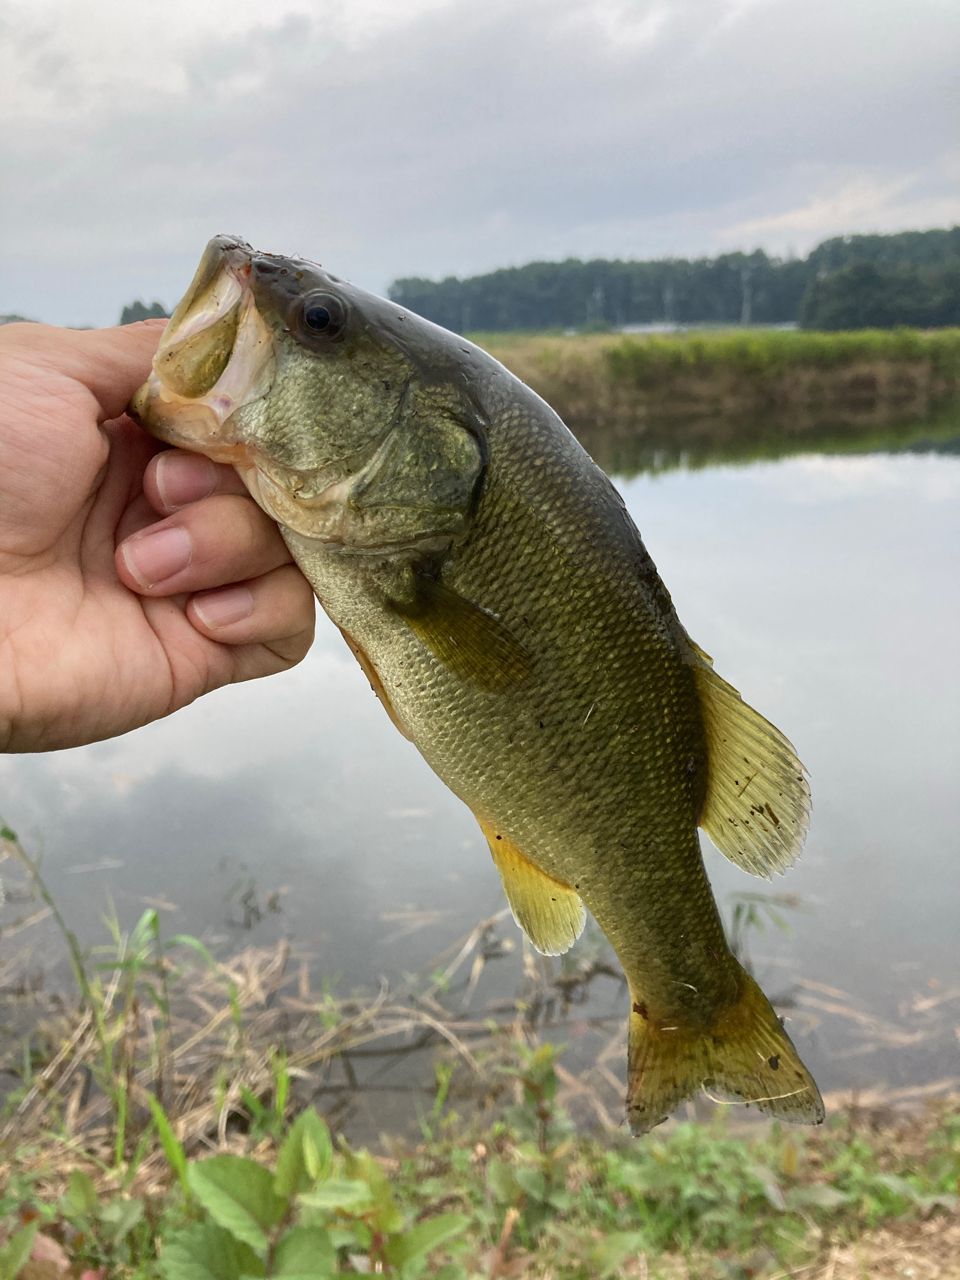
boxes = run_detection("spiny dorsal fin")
[476,818,585,956]
[690,644,810,879]
[390,576,533,692]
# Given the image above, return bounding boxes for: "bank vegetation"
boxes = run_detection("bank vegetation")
[475,328,960,474]
[2,823,959,1277]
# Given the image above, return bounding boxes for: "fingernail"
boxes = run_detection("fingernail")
[121,526,192,588]
[155,451,217,509]
[192,586,254,630]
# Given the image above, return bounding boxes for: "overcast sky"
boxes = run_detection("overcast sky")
[2,0,958,327]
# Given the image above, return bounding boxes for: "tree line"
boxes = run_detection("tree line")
[119,300,170,325]
[389,226,960,333]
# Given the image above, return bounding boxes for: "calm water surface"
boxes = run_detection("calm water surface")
[2,448,958,1102]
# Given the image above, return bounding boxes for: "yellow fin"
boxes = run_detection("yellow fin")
[627,965,824,1134]
[691,646,810,878]
[477,819,585,956]
[390,576,533,692]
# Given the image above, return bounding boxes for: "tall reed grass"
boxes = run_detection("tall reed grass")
[600,328,960,383]
[473,328,960,476]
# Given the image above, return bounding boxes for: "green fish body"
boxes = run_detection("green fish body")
[132,236,823,1131]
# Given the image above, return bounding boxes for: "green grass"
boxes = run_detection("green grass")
[2,1053,958,1278]
[599,327,960,384]
[474,327,960,383]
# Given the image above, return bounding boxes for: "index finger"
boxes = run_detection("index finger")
[0,320,167,423]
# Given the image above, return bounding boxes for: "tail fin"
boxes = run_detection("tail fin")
[626,966,824,1135]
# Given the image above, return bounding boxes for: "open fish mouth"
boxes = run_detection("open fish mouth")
[130,235,276,464]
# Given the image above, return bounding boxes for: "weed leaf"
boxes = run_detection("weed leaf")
[275,1109,333,1198]
[873,1173,920,1202]
[148,1093,191,1198]
[786,1183,851,1209]
[298,1179,374,1212]
[588,1230,647,1278]
[515,1167,547,1201]
[272,1225,336,1275]
[0,1222,38,1280]
[65,1167,99,1215]
[915,1192,958,1212]
[188,1156,286,1253]
[384,1212,469,1267]
[161,1222,264,1280]
[100,1195,146,1242]
[486,1160,519,1204]
[341,1150,402,1232]
[750,1164,786,1210]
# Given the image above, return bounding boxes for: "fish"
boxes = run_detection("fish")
[131,235,824,1133]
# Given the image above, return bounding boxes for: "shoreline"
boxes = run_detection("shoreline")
[475,328,960,474]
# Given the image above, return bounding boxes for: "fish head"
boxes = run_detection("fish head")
[131,235,486,550]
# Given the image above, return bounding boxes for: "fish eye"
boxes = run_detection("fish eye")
[298,292,346,340]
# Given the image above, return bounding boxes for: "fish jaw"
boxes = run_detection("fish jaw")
[129,235,276,466]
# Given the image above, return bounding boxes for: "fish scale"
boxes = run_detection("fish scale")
[132,234,824,1133]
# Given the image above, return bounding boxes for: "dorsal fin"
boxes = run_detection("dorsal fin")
[476,818,585,956]
[690,644,810,879]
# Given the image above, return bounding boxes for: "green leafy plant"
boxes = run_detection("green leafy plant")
[0,1221,38,1280]
[161,1109,468,1279]
[496,1041,568,1153]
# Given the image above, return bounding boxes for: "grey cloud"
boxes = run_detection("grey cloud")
[1,0,956,326]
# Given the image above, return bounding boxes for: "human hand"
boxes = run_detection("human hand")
[0,322,315,753]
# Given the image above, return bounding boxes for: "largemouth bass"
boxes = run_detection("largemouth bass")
[131,235,824,1132]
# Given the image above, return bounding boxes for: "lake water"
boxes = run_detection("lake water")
[2,442,958,1119]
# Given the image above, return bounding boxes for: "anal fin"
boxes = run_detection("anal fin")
[476,818,585,957]
[690,644,810,878]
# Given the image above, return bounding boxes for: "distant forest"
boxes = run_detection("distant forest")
[119,300,170,325]
[389,226,960,333]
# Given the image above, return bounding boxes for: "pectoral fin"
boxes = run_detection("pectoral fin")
[691,644,810,878]
[477,818,585,956]
[390,576,533,692]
